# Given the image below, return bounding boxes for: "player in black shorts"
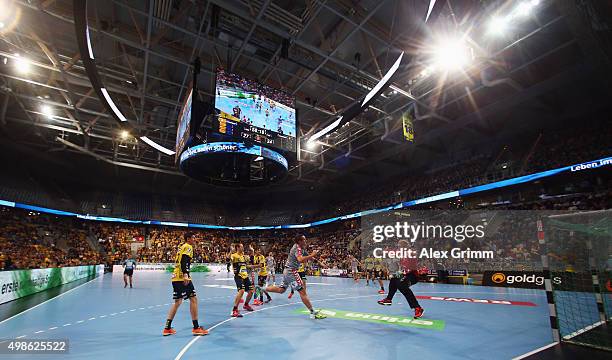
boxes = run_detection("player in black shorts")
[372,259,387,294]
[122,258,136,288]
[377,240,424,319]
[253,247,272,305]
[230,243,256,317]
[162,233,208,336]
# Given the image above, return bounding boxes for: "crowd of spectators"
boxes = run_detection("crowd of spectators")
[94,224,140,265]
[1,184,610,272]
[0,120,609,273]
[0,207,103,270]
[138,228,232,263]
[216,68,294,108]
[315,125,611,220]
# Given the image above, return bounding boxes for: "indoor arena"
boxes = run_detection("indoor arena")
[0,1,610,359]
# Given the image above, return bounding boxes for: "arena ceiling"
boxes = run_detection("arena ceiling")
[0,0,611,195]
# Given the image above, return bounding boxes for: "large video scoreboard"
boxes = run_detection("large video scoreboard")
[211,69,297,153]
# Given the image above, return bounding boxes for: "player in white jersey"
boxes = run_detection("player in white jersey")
[266,234,326,319]
[266,253,276,285]
[350,255,361,283]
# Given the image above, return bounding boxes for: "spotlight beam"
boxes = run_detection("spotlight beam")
[308,52,406,143]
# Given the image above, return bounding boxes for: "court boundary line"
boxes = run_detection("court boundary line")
[10,294,238,339]
[562,320,606,340]
[0,274,106,326]
[416,291,545,297]
[511,342,558,360]
[174,294,380,360]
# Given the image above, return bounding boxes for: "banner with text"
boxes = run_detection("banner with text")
[0,265,103,305]
[321,268,348,277]
[483,270,595,291]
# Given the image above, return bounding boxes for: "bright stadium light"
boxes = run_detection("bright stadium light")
[488,16,509,36]
[120,130,129,139]
[432,38,470,71]
[420,65,435,78]
[13,54,31,74]
[515,0,539,18]
[306,140,317,150]
[40,104,53,119]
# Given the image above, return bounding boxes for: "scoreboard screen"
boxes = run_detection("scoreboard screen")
[213,69,297,153]
[175,87,193,161]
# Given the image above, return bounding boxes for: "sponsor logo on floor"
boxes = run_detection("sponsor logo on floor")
[416,295,536,306]
[294,308,445,330]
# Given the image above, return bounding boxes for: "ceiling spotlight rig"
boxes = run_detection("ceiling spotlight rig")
[73,0,175,157]
[306,52,406,146]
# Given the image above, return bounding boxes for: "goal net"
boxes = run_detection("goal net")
[544,210,612,351]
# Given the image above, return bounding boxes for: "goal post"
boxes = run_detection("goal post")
[541,209,612,351]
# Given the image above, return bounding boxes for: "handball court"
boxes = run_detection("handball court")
[0,271,574,360]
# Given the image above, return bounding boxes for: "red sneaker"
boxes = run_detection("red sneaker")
[414,307,424,319]
[162,328,176,336]
[288,292,294,299]
[192,327,209,336]
[231,309,243,317]
[243,304,254,312]
[252,299,263,306]
[378,290,385,294]
[377,298,392,306]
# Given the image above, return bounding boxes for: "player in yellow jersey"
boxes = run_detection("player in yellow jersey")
[162,232,208,336]
[252,247,272,305]
[373,258,387,294]
[230,243,257,317]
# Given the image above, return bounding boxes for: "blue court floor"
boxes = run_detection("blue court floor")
[0,272,555,360]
